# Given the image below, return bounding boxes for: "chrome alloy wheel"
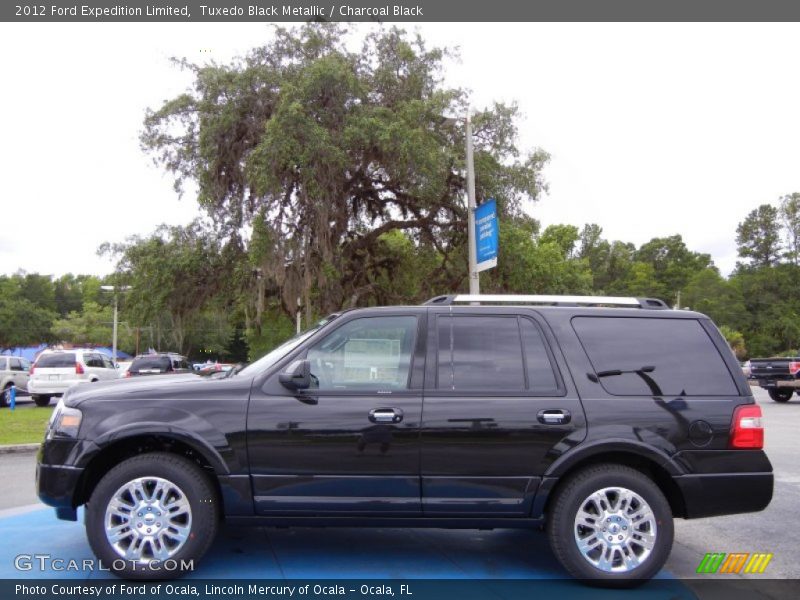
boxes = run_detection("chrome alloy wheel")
[104,476,192,562]
[573,486,657,573]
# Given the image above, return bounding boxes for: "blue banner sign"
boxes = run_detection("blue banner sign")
[474,198,498,272]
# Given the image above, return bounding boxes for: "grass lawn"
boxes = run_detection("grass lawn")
[0,406,53,445]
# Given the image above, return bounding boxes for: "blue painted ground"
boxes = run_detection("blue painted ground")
[0,507,695,598]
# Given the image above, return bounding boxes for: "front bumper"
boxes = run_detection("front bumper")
[36,462,83,516]
[37,435,86,522]
[748,376,800,388]
[674,472,773,518]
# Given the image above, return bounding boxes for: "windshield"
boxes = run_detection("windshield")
[236,315,338,378]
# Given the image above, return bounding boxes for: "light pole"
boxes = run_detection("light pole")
[442,109,480,294]
[100,285,131,363]
[296,296,302,334]
[465,110,479,295]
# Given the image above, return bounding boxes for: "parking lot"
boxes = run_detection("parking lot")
[1,387,798,589]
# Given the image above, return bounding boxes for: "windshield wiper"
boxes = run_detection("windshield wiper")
[587,365,662,396]
[592,365,655,379]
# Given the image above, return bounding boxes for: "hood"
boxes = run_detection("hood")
[63,373,223,407]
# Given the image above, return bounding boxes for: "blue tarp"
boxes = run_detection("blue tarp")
[0,345,132,360]
[0,344,47,361]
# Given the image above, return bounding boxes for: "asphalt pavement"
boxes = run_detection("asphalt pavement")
[0,451,38,510]
[0,386,796,583]
[670,386,799,579]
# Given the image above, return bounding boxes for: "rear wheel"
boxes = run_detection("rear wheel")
[86,452,219,579]
[768,388,793,403]
[0,384,10,408]
[547,464,673,587]
[33,394,52,407]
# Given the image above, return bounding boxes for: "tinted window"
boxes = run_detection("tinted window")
[36,353,77,368]
[307,316,417,391]
[520,318,559,393]
[0,358,7,370]
[130,357,172,372]
[84,354,104,368]
[437,316,526,390]
[10,358,23,371]
[573,317,738,396]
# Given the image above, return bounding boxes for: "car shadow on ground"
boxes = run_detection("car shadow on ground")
[0,508,695,598]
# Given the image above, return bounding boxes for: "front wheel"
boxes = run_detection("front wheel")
[546,464,673,587]
[0,384,10,408]
[86,452,219,579]
[768,388,793,403]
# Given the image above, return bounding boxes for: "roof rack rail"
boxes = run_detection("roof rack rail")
[422,294,670,310]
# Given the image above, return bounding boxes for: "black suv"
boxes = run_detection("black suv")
[126,353,190,377]
[36,295,773,585]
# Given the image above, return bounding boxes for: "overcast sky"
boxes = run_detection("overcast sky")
[1,22,799,278]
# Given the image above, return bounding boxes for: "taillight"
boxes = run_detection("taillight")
[789,362,800,375]
[125,371,132,378]
[75,362,84,375]
[730,405,764,449]
[29,364,36,375]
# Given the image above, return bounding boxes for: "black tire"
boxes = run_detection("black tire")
[0,384,9,408]
[768,388,793,403]
[546,464,674,587]
[86,452,219,580]
[33,394,52,407]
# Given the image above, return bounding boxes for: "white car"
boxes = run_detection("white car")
[27,349,119,407]
[115,360,133,378]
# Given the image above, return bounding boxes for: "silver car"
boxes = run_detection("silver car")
[0,356,31,407]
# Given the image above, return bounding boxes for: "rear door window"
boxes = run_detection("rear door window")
[572,317,737,396]
[84,354,104,368]
[436,315,560,393]
[36,353,77,368]
[520,318,560,393]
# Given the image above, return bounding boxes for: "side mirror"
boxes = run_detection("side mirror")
[279,359,311,391]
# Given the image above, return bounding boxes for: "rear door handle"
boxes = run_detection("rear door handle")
[369,408,404,424]
[537,409,571,425]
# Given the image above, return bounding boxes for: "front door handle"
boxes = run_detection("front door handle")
[369,408,404,424]
[537,409,571,425]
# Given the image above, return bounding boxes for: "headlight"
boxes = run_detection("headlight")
[47,399,83,439]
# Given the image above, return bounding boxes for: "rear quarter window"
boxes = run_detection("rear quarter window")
[572,316,738,396]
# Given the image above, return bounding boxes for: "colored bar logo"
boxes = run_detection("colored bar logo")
[696,552,773,574]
